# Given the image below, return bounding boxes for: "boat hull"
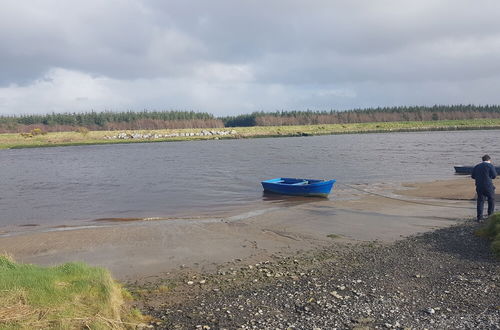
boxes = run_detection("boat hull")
[261,178,336,197]
[454,165,500,175]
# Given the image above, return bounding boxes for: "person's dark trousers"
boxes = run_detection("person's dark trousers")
[476,187,495,220]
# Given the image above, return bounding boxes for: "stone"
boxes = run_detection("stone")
[354,317,375,324]
[330,291,343,299]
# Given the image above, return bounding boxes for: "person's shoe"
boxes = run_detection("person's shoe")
[477,216,484,223]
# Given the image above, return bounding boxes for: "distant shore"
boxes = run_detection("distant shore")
[1,118,500,149]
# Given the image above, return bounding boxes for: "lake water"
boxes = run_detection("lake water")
[0,130,497,227]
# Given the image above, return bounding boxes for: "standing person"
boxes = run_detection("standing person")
[471,155,497,222]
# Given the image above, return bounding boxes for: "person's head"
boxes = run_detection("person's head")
[482,154,491,162]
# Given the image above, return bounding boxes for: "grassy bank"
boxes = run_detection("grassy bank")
[0,256,142,329]
[1,118,500,149]
[477,213,500,257]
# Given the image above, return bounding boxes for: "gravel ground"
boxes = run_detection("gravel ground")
[137,221,500,329]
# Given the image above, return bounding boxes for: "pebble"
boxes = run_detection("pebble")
[329,291,343,299]
[144,223,500,330]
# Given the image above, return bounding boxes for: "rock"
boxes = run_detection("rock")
[353,317,375,324]
[330,291,343,299]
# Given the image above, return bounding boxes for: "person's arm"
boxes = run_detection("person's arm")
[491,164,497,179]
[471,166,477,179]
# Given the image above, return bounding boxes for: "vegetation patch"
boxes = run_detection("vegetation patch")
[476,213,500,257]
[0,118,500,149]
[0,255,143,329]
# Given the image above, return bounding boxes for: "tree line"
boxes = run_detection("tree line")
[0,111,224,133]
[223,105,500,126]
[1,105,500,133]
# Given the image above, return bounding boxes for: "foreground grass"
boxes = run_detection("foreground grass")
[0,256,143,329]
[476,213,500,257]
[1,118,500,149]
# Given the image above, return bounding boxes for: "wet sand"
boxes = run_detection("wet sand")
[0,178,496,281]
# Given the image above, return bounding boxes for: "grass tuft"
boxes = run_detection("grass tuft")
[476,213,500,257]
[0,256,143,329]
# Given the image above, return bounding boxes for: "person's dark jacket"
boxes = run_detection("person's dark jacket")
[472,162,497,191]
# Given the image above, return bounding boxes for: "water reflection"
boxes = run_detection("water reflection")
[261,191,328,204]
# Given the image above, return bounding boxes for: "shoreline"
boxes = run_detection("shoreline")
[138,222,499,329]
[1,119,500,149]
[0,177,485,282]
[2,177,498,328]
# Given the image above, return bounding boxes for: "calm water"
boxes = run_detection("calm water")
[0,130,497,226]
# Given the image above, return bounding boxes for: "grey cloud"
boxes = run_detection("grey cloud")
[0,0,205,84]
[1,0,500,114]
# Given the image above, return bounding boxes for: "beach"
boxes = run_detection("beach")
[142,222,499,329]
[0,177,489,280]
[1,177,499,328]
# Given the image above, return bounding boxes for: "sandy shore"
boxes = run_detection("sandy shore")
[1,177,494,282]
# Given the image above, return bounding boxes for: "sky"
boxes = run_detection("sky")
[1,0,500,116]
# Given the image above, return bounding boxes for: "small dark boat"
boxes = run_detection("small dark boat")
[454,165,500,175]
[261,177,336,197]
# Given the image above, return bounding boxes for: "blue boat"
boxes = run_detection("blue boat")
[454,165,500,175]
[261,177,336,197]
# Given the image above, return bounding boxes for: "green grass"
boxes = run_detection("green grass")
[0,256,143,329]
[476,213,500,257]
[1,118,500,149]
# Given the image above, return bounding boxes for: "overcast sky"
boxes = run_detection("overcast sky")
[1,0,500,116]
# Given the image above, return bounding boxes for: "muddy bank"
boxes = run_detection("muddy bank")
[138,222,500,329]
[397,177,500,200]
[0,178,484,281]
[1,177,497,329]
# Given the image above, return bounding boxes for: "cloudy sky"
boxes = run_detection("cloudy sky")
[1,0,500,116]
